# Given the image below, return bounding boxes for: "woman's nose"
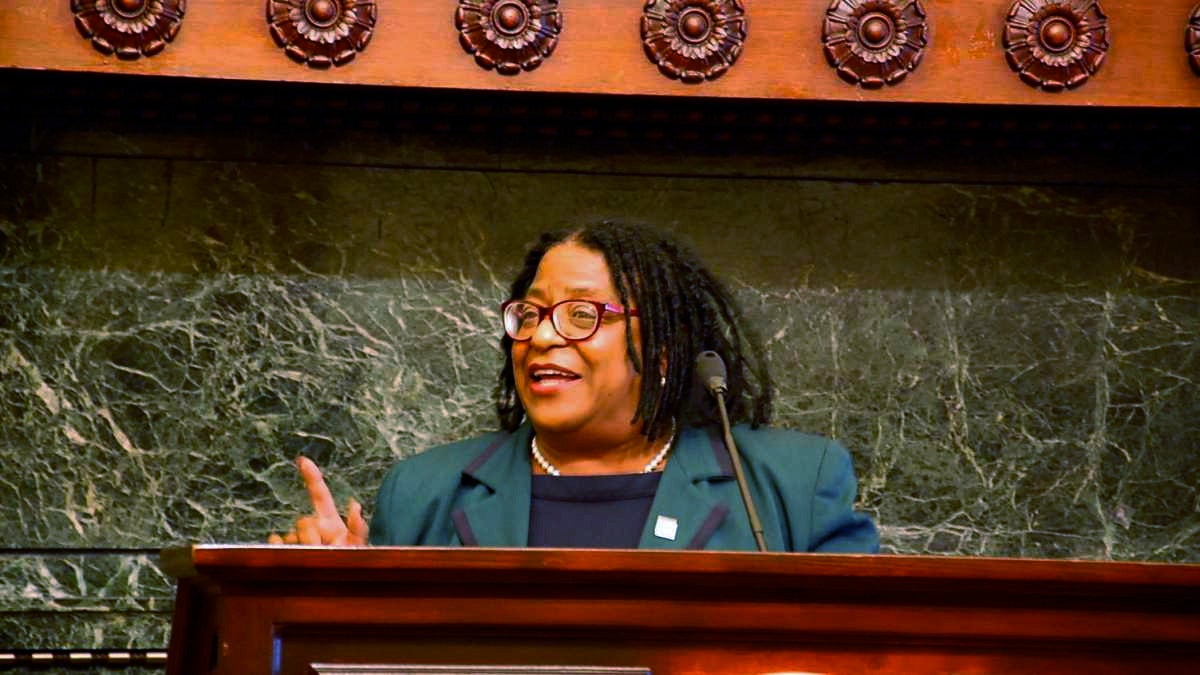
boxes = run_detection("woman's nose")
[529,313,566,347]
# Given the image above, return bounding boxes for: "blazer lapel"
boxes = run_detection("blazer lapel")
[454,426,532,547]
[451,424,743,550]
[638,426,737,550]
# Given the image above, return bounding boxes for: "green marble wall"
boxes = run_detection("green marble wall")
[1,73,1198,658]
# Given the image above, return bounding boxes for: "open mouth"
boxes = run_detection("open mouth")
[530,366,581,383]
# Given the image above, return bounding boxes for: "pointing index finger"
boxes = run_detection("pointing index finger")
[296,456,340,520]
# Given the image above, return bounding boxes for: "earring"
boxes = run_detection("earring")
[660,375,667,387]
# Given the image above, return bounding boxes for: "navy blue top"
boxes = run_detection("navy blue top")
[527,472,663,548]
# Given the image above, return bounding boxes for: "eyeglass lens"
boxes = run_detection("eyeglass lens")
[505,301,600,341]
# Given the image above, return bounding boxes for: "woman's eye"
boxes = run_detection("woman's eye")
[569,308,597,323]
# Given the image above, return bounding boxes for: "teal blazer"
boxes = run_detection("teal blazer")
[369,424,879,552]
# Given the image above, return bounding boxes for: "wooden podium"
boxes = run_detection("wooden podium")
[160,546,1200,674]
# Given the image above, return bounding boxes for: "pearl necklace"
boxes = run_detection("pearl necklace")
[531,432,675,476]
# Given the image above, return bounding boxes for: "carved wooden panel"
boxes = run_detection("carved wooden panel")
[455,0,563,75]
[1003,0,1110,91]
[822,0,928,88]
[641,0,747,83]
[267,0,377,68]
[163,547,1200,675]
[70,0,186,60]
[10,1,1200,108]
[1188,3,1200,76]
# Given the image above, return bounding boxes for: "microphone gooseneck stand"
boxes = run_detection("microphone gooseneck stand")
[696,351,768,552]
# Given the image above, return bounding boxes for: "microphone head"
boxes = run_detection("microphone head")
[695,350,728,395]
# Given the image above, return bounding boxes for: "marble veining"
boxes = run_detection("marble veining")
[0,553,171,648]
[3,269,1196,561]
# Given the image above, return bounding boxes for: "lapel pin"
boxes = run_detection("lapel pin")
[654,515,678,541]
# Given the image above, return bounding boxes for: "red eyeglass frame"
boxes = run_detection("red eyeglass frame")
[500,299,639,342]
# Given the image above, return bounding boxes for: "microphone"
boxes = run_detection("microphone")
[695,351,728,395]
[696,351,768,552]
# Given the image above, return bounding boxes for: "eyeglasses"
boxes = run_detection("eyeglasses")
[501,299,638,342]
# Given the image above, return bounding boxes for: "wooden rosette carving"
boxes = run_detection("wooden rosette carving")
[71,0,186,60]
[267,0,377,68]
[641,0,747,83]
[1188,3,1200,76]
[455,0,563,75]
[822,0,928,88]
[1003,0,1110,91]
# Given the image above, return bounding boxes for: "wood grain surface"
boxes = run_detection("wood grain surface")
[4,1,1200,108]
[161,546,1200,675]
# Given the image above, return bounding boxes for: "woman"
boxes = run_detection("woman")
[271,221,878,552]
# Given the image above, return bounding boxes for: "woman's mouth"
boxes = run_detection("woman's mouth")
[528,365,581,393]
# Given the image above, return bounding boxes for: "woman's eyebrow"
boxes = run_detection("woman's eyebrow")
[524,285,605,300]
[565,286,603,296]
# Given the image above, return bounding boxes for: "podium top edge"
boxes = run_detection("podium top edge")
[158,544,1200,589]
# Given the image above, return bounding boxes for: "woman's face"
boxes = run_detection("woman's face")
[511,241,643,441]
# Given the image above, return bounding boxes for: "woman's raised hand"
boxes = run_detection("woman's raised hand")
[267,456,369,546]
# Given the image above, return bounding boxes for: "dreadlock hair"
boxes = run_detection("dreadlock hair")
[495,220,773,440]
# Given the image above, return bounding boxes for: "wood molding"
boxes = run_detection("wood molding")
[822,0,929,88]
[1003,0,1110,91]
[5,1,1200,107]
[1188,3,1200,75]
[161,546,1200,675]
[455,0,563,74]
[641,0,748,83]
[266,0,378,68]
[69,0,187,60]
